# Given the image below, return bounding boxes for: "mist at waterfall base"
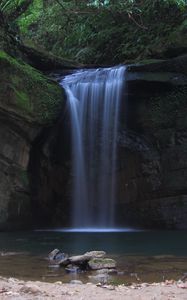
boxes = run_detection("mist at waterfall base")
[61,66,127,232]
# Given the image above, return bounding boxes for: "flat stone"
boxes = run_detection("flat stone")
[88,258,116,270]
[69,255,90,264]
[83,251,106,258]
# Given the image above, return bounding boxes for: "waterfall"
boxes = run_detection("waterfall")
[61,66,125,229]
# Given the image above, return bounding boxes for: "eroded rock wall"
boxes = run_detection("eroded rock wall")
[115,65,187,229]
[0,48,64,230]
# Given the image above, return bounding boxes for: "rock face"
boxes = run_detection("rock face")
[0,47,64,230]
[1,23,187,231]
[115,57,187,229]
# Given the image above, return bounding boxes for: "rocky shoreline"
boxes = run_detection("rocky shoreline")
[0,249,182,299]
[0,276,186,299]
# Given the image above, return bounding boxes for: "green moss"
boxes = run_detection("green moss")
[0,50,63,123]
[91,258,115,263]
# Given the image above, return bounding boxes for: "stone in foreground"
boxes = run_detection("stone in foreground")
[88,258,116,270]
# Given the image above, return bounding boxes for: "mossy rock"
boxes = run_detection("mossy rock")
[128,54,187,76]
[0,50,64,124]
[19,43,83,71]
[88,258,116,270]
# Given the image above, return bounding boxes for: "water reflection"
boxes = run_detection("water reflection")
[0,230,186,283]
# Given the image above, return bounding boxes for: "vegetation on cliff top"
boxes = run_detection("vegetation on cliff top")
[12,0,187,64]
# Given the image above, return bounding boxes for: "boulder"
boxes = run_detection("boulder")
[48,249,60,261]
[88,258,116,270]
[67,251,106,266]
[83,251,106,258]
[48,249,69,266]
[69,255,90,264]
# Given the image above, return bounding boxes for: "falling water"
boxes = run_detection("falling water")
[61,66,125,229]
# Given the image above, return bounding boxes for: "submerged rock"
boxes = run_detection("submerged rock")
[89,273,110,284]
[88,258,116,270]
[65,264,81,273]
[96,268,117,275]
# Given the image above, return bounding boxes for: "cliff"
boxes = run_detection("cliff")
[0,23,187,229]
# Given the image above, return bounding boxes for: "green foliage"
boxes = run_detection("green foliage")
[0,0,32,18]
[17,0,187,64]
[18,0,42,34]
[0,0,22,14]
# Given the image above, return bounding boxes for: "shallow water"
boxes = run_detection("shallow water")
[0,230,186,284]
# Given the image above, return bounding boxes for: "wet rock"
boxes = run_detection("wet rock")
[69,254,90,264]
[55,252,68,261]
[48,249,69,266]
[88,258,116,270]
[67,251,106,267]
[83,251,106,258]
[48,249,60,261]
[65,264,81,273]
[58,257,70,266]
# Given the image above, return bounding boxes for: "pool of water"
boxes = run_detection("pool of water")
[0,230,186,284]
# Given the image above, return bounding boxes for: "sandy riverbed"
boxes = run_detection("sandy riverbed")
[0,277,187,299]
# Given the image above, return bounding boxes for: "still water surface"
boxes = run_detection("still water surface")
[0,230,186,284]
